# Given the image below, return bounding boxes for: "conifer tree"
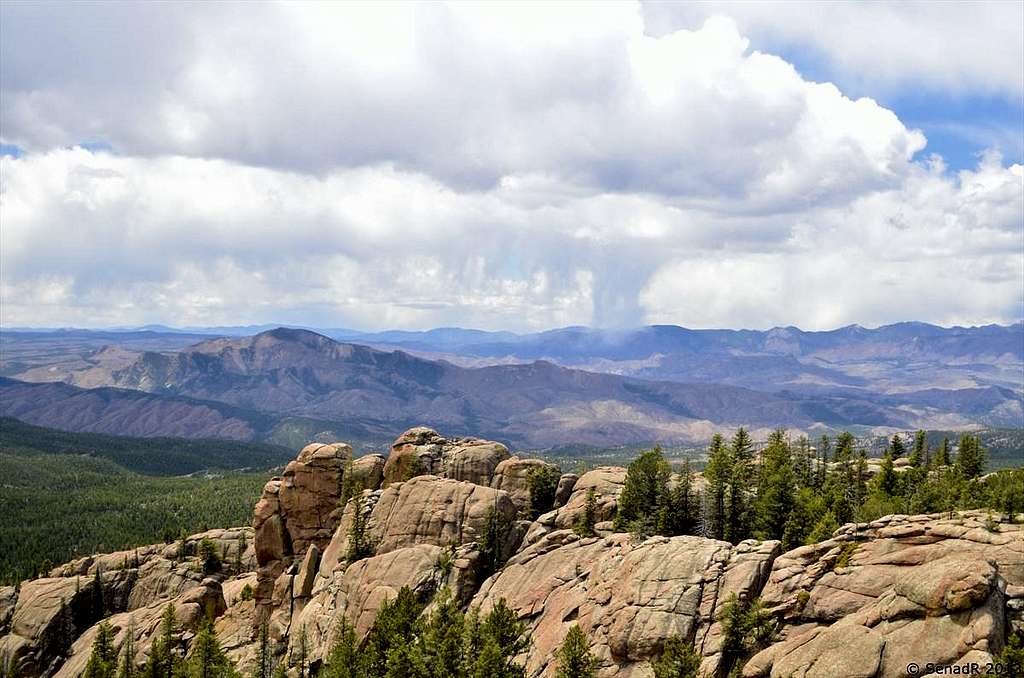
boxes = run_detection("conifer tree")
[420,587,465,678]
[650,635,701,678]
[702,434,730,540]
[185,614,239,678]
[526,466,561,520]
[936,437,952,467]
[346,492,374,564]
[116,623,136,678]
[254,623,271,678]
[54,596,75,658]
[876,450,898,497]
[363,587,423,678]
[956,434,986,480]
[554,625,597,678]
[726,428,754,542]
[616,448,671,533]
[889,433,906,459]
[909,430,928,468]
[470,599,529,678]
[320,617,361,678]
[658,462,699,537]
[92,569,106,619]
[198,538,222,575]
[753,430,795,541]
[84,621,117,678]
[142,604,180,678]
[573,489,597,538]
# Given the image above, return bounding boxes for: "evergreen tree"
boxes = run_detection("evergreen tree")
[92,568,106,619]
[116,624,136,678]
[650,635,701,678]
[554,625,597,678]
[479,504,512,577]
[718,595,775,675]
[909,430,928,468]
[889,433,906,459]
[702,434,730,540]
[792,436,813,489]
[254,623,271,678]
[834,432,855,465]
[781,487,824,550]
[84,621,117,678]
[726,428,754,543]
[526,466,561,520]
[807,509,839,543]
[142,604,181,678]
[419,588,465,678]
[936,437,952,467]
[658,462,699,537]
[753,430,795,541]
[346,492,374,564]
[185,614,239,678]
[956,434,986,480]
[852,451,868,505]
[363,587,423,678]
[875,450,898,497]
[320,617,362,678]
[198,538,222,575]
[615,448,671,533]
[470,599,529,678]
[573,489,597,538]
[54,596,75,658]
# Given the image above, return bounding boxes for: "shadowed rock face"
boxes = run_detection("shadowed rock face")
[4,432,1022,678]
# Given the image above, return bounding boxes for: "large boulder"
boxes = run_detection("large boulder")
[744,511,1024,677]
[491,457,562,515]
[382,427,511,487]
[471,530,780,677]
[350,454,386,492]
[321,475,522,573]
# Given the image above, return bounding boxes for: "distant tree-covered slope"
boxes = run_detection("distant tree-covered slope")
[0,416,293,474]
[0,451,270,584]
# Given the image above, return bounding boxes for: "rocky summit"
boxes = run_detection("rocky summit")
[2,427,1022,677]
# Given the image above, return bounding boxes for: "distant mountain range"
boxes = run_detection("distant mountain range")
[2,324,1020,448]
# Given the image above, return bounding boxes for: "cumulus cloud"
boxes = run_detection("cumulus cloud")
[0,2,1021,331]
[642,1,1024,98]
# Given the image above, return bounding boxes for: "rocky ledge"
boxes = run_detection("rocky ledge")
[2,427,1021,678]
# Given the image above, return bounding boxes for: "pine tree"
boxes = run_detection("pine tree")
[753,430,795,541]
[909,430,928,468]
[469,599,528,678]
[650,635,701,678]
[554,625,597,678]
[55,596,75,658]
[956,434,986,480]
[363,587,423,678]
[479,503,512,577]
[876,450,898,497]
[781,488,824,550]
[346,492,374,564]
[142,604,180,678]
[320,617,362,678]
[526,465,561,520]
[421,588,465,678]
[116,623,136,678]
[726,428,754,542]
[92,568,106,619]
[936,437,952,467]
[890,433,907,459]
[615,447,671,533]
[198,538,222,575]
[573,489,597,538]
[702,434,730,540]
[658,462,699,537]
[84,621,117,678]
[185,614,239,678]
[255,623,271,678]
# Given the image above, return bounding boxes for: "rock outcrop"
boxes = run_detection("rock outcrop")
[471,530,779,677]
[6,431,1022,678]
[381,427,511,487]
[743,512,1024,677]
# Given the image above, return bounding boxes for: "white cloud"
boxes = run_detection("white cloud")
[642,1,1024,98]
[0,2,1021,332]
[2,4,925,208]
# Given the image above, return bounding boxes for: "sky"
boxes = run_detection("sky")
[1,1,1022,332]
